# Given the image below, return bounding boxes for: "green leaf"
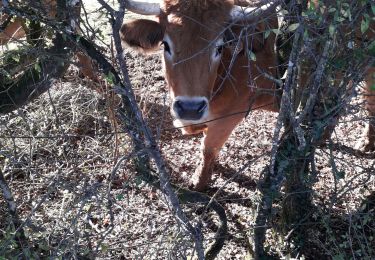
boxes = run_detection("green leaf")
[372,4,375,15]
[134,176,143,186]
[272,28,280,35]
[329,24,335,37]
[116,194,124,201]
[336,16,345,22]
[248,50,256,61]
[264,30,271,39]
[328,7,336,13]
[342,3,349,8]
[368,40,375,56]
[361,18,369,34]
[100,243,109,253]
[104,71,115,85]
[34,63,41,73]
[342,9,351,21]
[335,171,345,180]
[371,83,375,91]
[332,254,345,260]
[303,29,309,39]
[12,53,20,62]
[287,23,299,32]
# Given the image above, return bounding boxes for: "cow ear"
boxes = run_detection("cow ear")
[120,19,164,53]
[223,26,265,57]
[247,23,266,53]
[223,29,244,56]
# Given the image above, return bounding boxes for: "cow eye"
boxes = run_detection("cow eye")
[162,41,171,54]
[216,45,224,57]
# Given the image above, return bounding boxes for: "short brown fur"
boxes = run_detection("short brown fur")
[120,19,164,53]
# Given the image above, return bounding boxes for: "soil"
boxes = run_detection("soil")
[0,5,374,260]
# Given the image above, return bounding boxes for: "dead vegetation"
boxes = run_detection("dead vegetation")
[1,0,374,259]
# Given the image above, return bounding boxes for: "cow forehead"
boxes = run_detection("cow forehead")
[161,0,232,40]
[163,0,232,14]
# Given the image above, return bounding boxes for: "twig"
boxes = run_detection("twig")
[253,20,305,259]
[0,168,29,252]
[97,0,206,258]
[269,24,304,177]
[296,39,332,124]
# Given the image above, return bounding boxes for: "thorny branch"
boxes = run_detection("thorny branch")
[97,0,206,258]
[1,0,373,258]
[1,1,229,255]
[295,39,332,125]
[0,0,79,252]
[269,24,304,177]
[253,0,374,257]
[0,169,28,251]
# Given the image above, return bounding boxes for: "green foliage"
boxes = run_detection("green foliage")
[264,29,271,39]
[116,194,125,201]
[247,50,256,61]
[0,47,41,86]
[368,40,375,57]
[317,207,375,259]
[361,16,370,34]
[329,24,335,37]
[104,71,116,85]
[287,23,299,32]
[335,170,345,180]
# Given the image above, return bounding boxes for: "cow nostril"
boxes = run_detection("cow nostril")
[175,100,181,107]
[174,100,183,112]
[197,101,207,113]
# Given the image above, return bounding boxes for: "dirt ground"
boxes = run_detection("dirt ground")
[126,49,375,259]
[1,3,374,260]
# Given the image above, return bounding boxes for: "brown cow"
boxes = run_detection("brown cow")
[121,0,375,191]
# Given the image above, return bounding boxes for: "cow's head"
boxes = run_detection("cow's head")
[120,0,275,128]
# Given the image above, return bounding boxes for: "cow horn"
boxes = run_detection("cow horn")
[230,1,276,21]
[125,0,161,15]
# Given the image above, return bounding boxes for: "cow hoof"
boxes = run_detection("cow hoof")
[189,174,209,191]
[188,181,208,192]
[189,171,211,192]
[188,162,216,191]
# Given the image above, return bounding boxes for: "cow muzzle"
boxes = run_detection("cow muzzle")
[172,97,209,121]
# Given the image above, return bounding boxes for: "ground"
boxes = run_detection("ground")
[1,5,375,260]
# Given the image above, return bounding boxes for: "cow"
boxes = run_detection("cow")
[120,0,375,191]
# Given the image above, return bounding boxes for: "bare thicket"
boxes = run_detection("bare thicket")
[0,0,374,259]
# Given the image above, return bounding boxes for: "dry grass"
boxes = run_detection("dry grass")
[1,1,374,259]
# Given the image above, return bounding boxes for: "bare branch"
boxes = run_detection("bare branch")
[97,0,206,258]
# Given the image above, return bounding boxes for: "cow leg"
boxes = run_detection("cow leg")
[362,68,375,151]
[191,116,243,191]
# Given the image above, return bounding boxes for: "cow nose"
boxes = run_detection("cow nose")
[173,99,208,121]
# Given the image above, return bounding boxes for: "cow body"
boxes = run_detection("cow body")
[121,0,375,190]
